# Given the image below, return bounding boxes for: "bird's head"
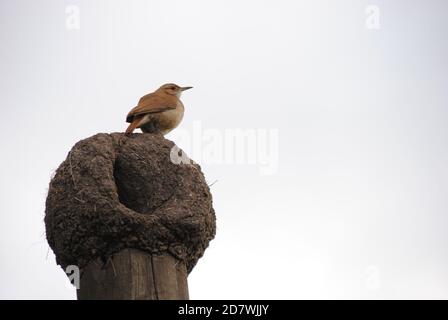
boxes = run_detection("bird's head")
[158,83,193,97]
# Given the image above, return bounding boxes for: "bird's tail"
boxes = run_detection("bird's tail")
[125,118,141,135]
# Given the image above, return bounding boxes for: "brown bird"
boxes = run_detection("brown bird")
[125,83,192,135]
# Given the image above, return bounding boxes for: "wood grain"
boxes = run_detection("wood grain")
[77,249,188,300]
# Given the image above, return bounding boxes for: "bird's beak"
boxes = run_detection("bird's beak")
[181,86,193,91]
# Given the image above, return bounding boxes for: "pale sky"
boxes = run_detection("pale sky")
[1,0,448,299]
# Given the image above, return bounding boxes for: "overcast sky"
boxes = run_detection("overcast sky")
[1,0,448,299]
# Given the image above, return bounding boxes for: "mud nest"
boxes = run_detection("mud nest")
[45,133,216,273]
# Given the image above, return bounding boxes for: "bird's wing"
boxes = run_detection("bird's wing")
[126,94,177,122]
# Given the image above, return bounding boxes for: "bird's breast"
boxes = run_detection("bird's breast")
[155,101,184,134]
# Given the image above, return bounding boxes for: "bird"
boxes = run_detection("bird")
[125,83,193,135]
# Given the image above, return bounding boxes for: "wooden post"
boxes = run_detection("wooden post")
[77,249,189,300]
